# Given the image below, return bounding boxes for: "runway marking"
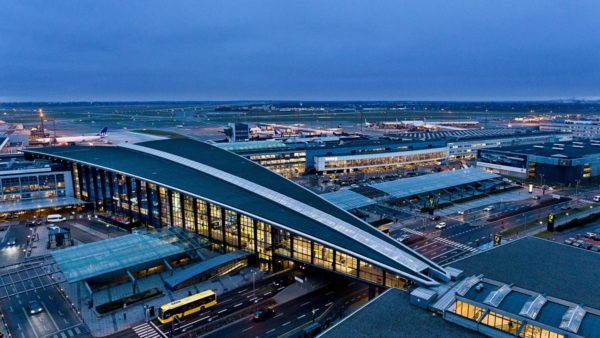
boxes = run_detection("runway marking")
[242,326,254,333]
[297,314,306,319]
[233,303,243,307]
[282,321,291,327]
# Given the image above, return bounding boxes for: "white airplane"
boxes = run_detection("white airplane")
[36,127,108,144]
[364,119,374,128]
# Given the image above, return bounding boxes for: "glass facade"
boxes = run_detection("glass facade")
[0,172,70,202]
[38,158,414,289]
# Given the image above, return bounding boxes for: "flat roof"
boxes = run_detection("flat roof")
[319,288,482,338]
[484,140,600,159]
[369,168,499,199]
[321,189,376,210]
[52,229,191,282]
[451,237,600,310]
[395,128,557,142]
[26,139,447,285]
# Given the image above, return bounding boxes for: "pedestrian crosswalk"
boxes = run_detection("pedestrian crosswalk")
[132,323,163,338]
[434,237,478,253]
[401,227,425,236]
[49,325,86,338]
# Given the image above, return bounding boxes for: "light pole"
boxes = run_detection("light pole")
[575,179,581,200]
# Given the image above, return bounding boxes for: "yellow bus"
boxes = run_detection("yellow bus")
[157,290,217,324]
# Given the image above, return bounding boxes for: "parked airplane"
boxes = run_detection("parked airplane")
[36,127,108,144]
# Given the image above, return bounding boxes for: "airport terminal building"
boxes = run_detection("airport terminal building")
[23,139,451,289]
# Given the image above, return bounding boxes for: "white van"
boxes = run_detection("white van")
[593,195,600,202]
[46,214,66,223]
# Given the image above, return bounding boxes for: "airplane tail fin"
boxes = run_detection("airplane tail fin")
[97,127,108,137]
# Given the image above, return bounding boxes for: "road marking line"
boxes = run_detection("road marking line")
[217,309,227,314]
[263,291,271,296]
[300,301,310,307]
[234,303,243,307]
[237,289,248,293]
[41,301,60,331]
[21,306,40,338]
[298,314,306,319]
[274,313,283,318]
[325,302,333,307]
[266,329,276,334]
[282,321,291,326]
[242,326,254,333]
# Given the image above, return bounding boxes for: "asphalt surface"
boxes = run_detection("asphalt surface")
[203,280,367,338]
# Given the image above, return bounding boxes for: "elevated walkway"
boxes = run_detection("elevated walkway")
[164,250,252,290]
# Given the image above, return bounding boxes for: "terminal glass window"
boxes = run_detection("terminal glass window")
[72,164,81,199]
[138,181,148,216]
[224,209,238,247]
[313,243,334,269]
[256,221,272,266]
[147,183,160,226]
[129,179,139,214]
[481,311,522,335]
[80,168,88,199]
[2,178,20,193]
[170,191,182,228]
[183,195,195,232]
[454,300,486,321]
[38,175,55,190]
[385,272,410,290]
[117,175,128,212]
[292,235,311,263]
[20,176,38,192]
[210,204,223,242]
[159,186,170,225]
[519,324,563,338]
[56,173,65,188]
[240,215,254,251]
[335,252,357,277]
[359,261,383,284]
[196,199,209,237]
[273,228,291,256]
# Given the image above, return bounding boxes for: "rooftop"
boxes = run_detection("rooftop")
[370,168,499,200]
[450,237,600,310]
[26,139,447,285]
[483,140,600,159]
[52,229,195,282]
[319,288,482,338]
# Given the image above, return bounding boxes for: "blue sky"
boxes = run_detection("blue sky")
[1,0,599,101]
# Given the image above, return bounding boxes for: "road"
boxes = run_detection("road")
[203,280,367,338]
[0,259,90,338]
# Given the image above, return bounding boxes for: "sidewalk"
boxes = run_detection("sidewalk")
[65,266,266,337]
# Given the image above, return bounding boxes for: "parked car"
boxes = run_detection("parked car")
[573,240,584,247]
[430,216,441,221]
[483,206,495,212]
[591,246,599,252]
[28,300,43,315]
[396,234,410,242]
[435,222,447,229]
[253,308,275,321]
[457,210,467,215]
[564,238,575,245]
[593,195,600,202]
[46,214,66,223]
[581,242,592,250]
[585,232,597,238]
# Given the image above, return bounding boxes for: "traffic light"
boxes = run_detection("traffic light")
[547,213,555,232]
[493,234,502,246]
